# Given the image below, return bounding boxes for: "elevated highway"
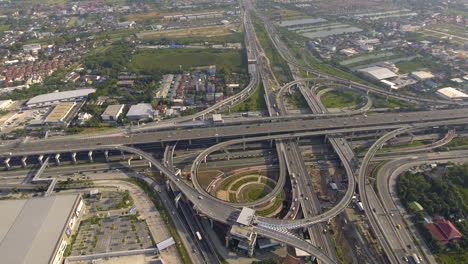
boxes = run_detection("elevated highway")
[3,109,468,158]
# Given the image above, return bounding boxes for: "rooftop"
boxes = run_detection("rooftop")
[0,195,81,264]
[102,104,125,117]
[45,102,76,123]
[27,88,95,106]
[236,207,255,226]
[411,71,434,80]
[358,66,397,80]
[127,103,154,117]
[437,87,468,99]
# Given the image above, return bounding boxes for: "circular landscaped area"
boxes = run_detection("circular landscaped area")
[212,169,284,217]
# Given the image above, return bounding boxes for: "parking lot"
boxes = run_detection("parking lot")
[0,106,50,133]
[71,215,154,255]
[85,191,133,214]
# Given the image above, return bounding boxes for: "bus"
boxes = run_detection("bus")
[411,253,421,264]
[195,231,202,241]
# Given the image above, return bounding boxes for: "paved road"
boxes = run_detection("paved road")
[377,151,468,264]
[4,108,468,157]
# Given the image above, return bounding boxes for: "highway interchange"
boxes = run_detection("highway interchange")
[1,1,467,264]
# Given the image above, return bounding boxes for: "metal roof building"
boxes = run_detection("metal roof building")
[358,66,397,81]
[411,71,434,81]
[436,87,468,100]
[101,104,125,122]
[26,88,96,108]
[126,103,156,121]
[0,194,83,264]
[44,102,76,125]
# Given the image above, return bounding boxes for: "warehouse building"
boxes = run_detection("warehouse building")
[23,43,42,53]
[0,194,84,264]
[411,71,434,81]
[101,104,125,122]
[44,102,76,127]
[358,66,397,81]
[26,88,96,108]
[436,87,468,100]
[126,103,156,121]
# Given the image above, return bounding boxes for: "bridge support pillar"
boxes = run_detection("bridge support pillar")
[160,142,164,148]
[55,153,61,166]
[138,155,142,160]
[225,236,230,248]
[104,151,109,162]
[216,136,219,143]
[188,139,192,145]
[71,152,77,164]
[128,156,133,166]
[4,158,10,170]
[324,135,328,143]
[203,156,207,163]
[243,141,246,151]
[209,218,214,229]
[296,136,300,144]
[148,162,152,168]
[174,193,182,209]
[270,139,273,148]
[88,151,93,162]
[38,155,44,165]
[120,151,125,160]
[21,156,27,168]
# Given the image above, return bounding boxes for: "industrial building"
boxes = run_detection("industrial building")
[411,71,434,81]
[101,104,125,122]
[22,43,42,53]
[0,194,84,264]
[436,87,468,100]
[126,103,156,121]
[26,88,96,108]
[44,102,76,127]
[358,66,397,81]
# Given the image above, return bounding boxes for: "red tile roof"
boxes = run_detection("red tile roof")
[426,218,462,245]
[436,219,462,240]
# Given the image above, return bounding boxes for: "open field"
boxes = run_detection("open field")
[269,9,307,20]
[128,48,246,74]
[143,32,243,45]
[228,84,266,113]
[0,24,9,32]
[419,27,467,45]
[67,17,79,27]
[428,24,468,39]
[370,94,416,109]
[395,60,429,74]
[321,90,362,108]
[442,8,468,18]
[126,10,162,21]
[242,185,270,202]
[137,24,238,40]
